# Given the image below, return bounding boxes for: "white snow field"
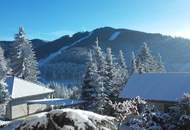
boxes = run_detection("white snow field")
[109,31,120,41]
[39,32,93,66]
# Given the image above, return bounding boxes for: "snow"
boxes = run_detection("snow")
[109,31,120,41]
[0,120,10,128]
[120,73,190,102]
[39,31,93,66]
[27,98,85,106]
[6,109,116,130]
[5,76,54,99]
[49,108,115,130]
[22,114,48,129]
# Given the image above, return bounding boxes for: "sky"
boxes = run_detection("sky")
[0,0,190,40]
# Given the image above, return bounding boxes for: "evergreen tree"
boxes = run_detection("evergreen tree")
[118,50,128,82]
[0,81,9,104]
[92,38,109,112]
[94,37,107,76]
[105,48,128,100]
[95,81,109,114]
[105,48,117,99]
[11,27,40,83]
[131,51,138,74]
[118,50,127,69]
[156,53,166,72]
[136,43,165,73]
[0,47,7,79]
[0,47,9,104]
[82,51,99,103]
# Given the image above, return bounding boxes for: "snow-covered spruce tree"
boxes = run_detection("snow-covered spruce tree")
[11,27,39,83]
[131,51,138,74]
[156,53,166,72]
[0,47,7,80]
[92,38,110,113]
[118,50,129,81]
[105,48,127,101]
[82,51,99,109]
[105,48,117,100]
[0,47,9,104]
[94,37,107,78]
[118,50,127,69]
[95,81,109,114]
[0,82,9,104]
[136,42,165,73]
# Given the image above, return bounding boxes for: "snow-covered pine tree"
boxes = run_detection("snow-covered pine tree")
[105,48,117,99]
[0,47,7,80]
[105,48,126,101]
[92,38,110,112]
[0,47,9,104]
[0,81,9,104]
[156,53,166,72]
[94,37,107,76]
[136,43,164,73]
[131,51,138,74]
[95,81,109,114]
[82,51,99,103]
[118,50,127,69]
[11,27,40,83]
[118,50,128,82]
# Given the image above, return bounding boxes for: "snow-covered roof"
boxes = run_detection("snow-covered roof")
[5,76,54,99]
[26,98,85,106]
[120,73,190,102]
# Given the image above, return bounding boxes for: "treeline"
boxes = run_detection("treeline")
[41,62,85,81]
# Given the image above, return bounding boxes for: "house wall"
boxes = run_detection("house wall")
[6,93,53,120]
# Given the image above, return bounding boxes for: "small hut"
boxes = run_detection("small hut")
[5,76,54,120]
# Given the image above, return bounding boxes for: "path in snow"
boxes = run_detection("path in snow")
[109,31,120,41]
[39,32,93,66]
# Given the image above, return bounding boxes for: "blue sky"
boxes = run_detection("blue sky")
[0,0,190,40]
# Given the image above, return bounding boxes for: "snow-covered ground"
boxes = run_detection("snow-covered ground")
[109,31,120,41]
[3,108,116,130]
[1,112,48,130]
[39,32,93,66]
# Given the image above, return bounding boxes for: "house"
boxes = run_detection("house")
[120,73,190,111]
[5,76,54,120]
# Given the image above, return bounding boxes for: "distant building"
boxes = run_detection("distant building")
[5,76,54,120]
[120,73,190,111]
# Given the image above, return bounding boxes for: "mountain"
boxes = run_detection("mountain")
[1,27,190,83]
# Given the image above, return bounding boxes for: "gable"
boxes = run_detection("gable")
[120,73,190,102]
[6,76,54,99]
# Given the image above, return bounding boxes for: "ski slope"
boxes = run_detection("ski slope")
[39,32,93,66]
[109,31,120,41]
